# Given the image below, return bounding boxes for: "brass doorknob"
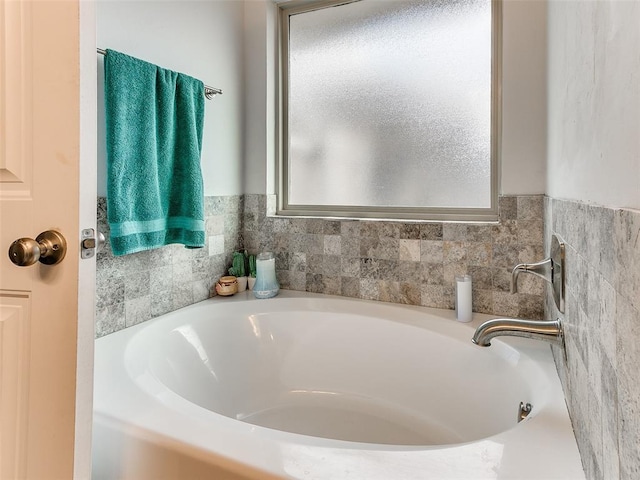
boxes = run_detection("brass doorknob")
[8,230,67,267]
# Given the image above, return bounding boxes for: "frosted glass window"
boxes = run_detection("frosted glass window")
[280,0,498,220]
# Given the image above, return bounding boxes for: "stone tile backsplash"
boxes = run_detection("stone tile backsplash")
[243,194,545,318]
[95,196,243,337]
[96,194,546,336]
[546,198,640,480]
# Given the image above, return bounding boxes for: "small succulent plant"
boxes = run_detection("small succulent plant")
[248,253,257,278]
[228,251,246,277]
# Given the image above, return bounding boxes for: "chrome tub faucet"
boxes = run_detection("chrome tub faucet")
[472,317,563,347]
[472,235,566,348]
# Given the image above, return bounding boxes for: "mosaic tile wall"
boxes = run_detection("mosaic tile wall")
[545,198,640,480]
[243,194,546,318]
[95,195,243,337]
[96,193,546,337]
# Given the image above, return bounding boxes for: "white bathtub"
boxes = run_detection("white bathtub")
[92,291,585,479]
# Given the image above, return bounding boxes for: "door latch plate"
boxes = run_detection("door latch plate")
[81,228,101,259]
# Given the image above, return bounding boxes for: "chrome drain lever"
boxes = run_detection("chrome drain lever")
[518,402,532,422]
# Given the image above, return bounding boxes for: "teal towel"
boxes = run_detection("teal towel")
[104,49,206,256]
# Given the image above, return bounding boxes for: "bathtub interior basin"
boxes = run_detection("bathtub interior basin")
[95,291,585,480]
[131,296,546,446]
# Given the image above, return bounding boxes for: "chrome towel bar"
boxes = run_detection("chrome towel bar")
[97,48,222,99]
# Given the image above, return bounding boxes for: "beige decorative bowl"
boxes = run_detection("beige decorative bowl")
[215,276,238,296]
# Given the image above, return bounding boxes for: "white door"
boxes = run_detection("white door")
[0,1,95,478]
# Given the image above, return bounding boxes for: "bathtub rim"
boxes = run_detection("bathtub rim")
[93,290,585,480]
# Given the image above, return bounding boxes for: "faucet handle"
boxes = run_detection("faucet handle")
[511,258,552,293]
[511,235,565,314]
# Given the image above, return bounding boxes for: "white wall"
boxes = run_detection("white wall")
[547,0,640,209]
[243,0,549,197]
[96,0,245,197]
[501,0,547,195]
[243,0,277,195]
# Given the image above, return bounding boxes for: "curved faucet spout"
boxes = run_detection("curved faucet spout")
[472,318,563,347]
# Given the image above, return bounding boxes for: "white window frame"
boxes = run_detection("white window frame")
[277,0,502,221]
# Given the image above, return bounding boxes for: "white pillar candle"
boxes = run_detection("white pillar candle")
[256,258,276,283]
[455,275,473,323]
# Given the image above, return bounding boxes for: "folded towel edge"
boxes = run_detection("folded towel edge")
[109,217,205,238]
